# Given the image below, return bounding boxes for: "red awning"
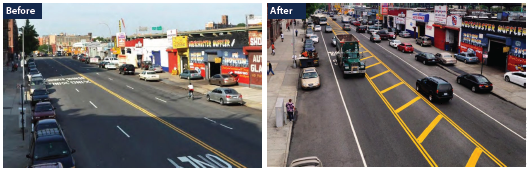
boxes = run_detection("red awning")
[432,24,460,31]
[243,46,262,55]
[444,26,460,31]
[166,49,178,53]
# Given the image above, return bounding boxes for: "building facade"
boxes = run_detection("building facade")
[4,19,19,62]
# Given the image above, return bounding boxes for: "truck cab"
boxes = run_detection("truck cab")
[333,34,366,78]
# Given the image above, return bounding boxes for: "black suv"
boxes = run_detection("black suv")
[415,52,439,65]
[119,64,136,75]
[356,26,367,33]
[416,76,453,102]
[26,128,76,168]
[31,89,50,105]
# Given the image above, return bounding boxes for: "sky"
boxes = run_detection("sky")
[17,3,262,38]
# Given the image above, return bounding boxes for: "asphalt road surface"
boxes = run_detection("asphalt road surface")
[31,57,262,168]
[287,16,525,167]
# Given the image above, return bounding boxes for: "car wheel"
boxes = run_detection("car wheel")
[220,98,224,105]
[471,86,477,92]
[220,82,223,87]
[206,95,211,101]
[465,59,468,64]
[524,83,526,88]
[415,56,418,61]
[423,61,426,65]
[421,43,423,47]
[505,76,510,82]
[428,95,433,102]
[457,78,461,84]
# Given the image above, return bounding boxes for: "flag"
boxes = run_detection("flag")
[121,18,126,29]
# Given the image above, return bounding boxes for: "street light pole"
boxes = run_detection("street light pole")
[99,23,112,57]
[20,27,26,140]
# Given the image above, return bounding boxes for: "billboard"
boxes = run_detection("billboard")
[381,3,389,15]
[248,31,262,46]
[116,32,126,47]
[247,16,262,26]
[167,29,177,46]
[434,6,447,25]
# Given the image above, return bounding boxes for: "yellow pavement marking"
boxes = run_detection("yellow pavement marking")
[417,115,443,143]
[360,55,374,61]
[394,96,421,114]
[366,62,381,69]
[466,148,483,167]
[380,82,404,94]
[369,70,390,80]
[331,19,505,167]
[50,58,246,168]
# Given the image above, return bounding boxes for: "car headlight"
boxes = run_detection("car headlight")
[345,66,349,69]
[360,65,365,69]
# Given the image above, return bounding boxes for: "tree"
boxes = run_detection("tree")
[93,36,107,42]
[306,3,321,19]
[38,44,51,53]
[236,23,246,27]
[17,19,39,57]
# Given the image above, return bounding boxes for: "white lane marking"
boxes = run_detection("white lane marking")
[89,101,98,108]
[220,124,233,130]
[126,85,134,89]
[358,30,526,141]
[167,158,183,168]
[204,117,216,123]
[320,31,368,167]
[117,126,130,138]
[75,88,79,92]
[109,78,113,80]
[155,97,167,103]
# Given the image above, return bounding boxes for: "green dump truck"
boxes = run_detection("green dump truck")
[333,34,365,78]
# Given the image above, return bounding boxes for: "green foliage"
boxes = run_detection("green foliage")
[38,44,51,53]
[93,36,107,42]
[306,3,321,19]
[236,23,246,27]
[17,19,39,55]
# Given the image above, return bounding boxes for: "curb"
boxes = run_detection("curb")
[283,83,299,167]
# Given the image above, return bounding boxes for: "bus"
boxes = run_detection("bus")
[319,16,327,25]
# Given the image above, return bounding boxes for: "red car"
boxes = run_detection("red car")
[32,102,56,123]
[352,21,361,26]
[397,43,414,53]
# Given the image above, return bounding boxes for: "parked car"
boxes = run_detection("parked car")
[416,76,453,102]
[314,25,322,32]
[180,69,202,79]
[30,77,46,95]
[454,52,480,63]
[209,74,237,86]
[32,119,62,137]
[26,127,75,168]
[415,52,438,65]
[305,29,315,38]
[105,62,117,70]
[504,71,525,88]
[299,67,320,89]
[352,21,361,26]
[304,42,316,52]
[387,32,397,39]
[139,70,160,81]
[331,36,337,46]
[370,34,381,43]
[206,88,244,105]
[389,39,402,48]
[456,74,493,93]
[28,72,42,84]
[376,30,390,40]
[119,64,136,75]
[310,35,319,43]
[99,61,109,68]
[103,57,119,65]
[397,43,414,53]
[343,24,352,31]
[151,65,163,73]
[325,25,332,33]
[84,56,91,64]
[387,27,399,34]
[356,26,367,33]
[79,55,87,62]
[435,53,457,65]
[32,102,56,123]
[416,36,432,46]
[399,31,411,38]
[72,55,78,60]
[31,89,50,106]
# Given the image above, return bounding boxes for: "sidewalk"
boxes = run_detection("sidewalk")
[398,37,526,109]
[157,73,262,110]
[3,65,31,167]
[267,19,303,167]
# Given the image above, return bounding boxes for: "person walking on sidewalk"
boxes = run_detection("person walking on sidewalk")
[286,99,295,121]
[267,61,275,75]
[271,43,275,56]
[295,29,298,37]
[292,54,297,67]
[281,33,284,42]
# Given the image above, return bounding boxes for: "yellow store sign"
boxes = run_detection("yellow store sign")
[173,36,189,49]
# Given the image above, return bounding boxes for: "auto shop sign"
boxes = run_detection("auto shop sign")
[189,31,248,48]
[462,18,526,37]
[116,32,126,47]
[413,13,429,22]
[434,6,447,25]
[248,31,262,46]
[447,15,462,27]
[395,17,405,24]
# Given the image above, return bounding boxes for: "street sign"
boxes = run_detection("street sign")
[483,54,488,59]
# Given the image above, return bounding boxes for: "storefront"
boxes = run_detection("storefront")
[167,36,189,74]
[124,38,143,67]
[395,16,405,31]
[413,12,429,37]
[460,17,526,72]
[188,32,250,84]
[245,30,263,88]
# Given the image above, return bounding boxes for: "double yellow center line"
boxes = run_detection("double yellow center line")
[51,58,246,168]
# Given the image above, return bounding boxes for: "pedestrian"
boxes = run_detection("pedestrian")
[292,54,297,67]
[271,44,275,56]
[14,62,18,71]
[286,99,295,121]
[267,61,275,75]
[288,25,290,31]
[281,33,284,42]
[295,29,298,37]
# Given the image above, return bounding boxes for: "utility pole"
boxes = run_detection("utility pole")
[20,27,26,140]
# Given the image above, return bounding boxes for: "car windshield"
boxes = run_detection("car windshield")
[402,31,409,34]
[31,80,44,86]
[30,72,39,75]
[36,122,58,131]
[146,72,156,75]
[189,70,198,73]
[423,37,430,40]
[311,36,317,39]
[307,30,313,34]
[406,45,413,47]
[33,90,47,95]
[302,72,318,79]
[474,76,489,82]
[442,54,453,58]
[35,104,53,112]
[315,25,321,28]
[467,53,476,57]
[305,44,314,48]
[438,84,452,91]
[223,89,238,94]
[373,35,380,38]
[388,32,395,35]
[326,26,331,29]
[305,39,313,43]
[424,53,435,59]
[393,40,401,43]
[34,140,70,160]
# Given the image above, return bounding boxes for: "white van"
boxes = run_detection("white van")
[341,16,350,23]
[103,57,119,66]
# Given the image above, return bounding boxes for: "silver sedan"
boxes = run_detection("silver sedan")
[206,88,244,105]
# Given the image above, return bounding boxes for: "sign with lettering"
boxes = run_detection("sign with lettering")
[3,3,42,19]
[167,29,177,45]
[189,32,248,48]
[249,53,262,86]
[267,3,306,19]
[173,36,188,49]
[248,31,262,46]
[434,6,447,25]
[507,55,526,72]
[447,15,462,27]
[395,17,405,24]
[221,66,249,84]
[116,32,126,47]
[190,52,205,63]
[462,18,526,37]
[461,32,483,46]
[412,13,429,22]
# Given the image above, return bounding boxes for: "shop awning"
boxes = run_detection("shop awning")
[486,33,512,46]
[243,46,262,55]
[433,24,460,31]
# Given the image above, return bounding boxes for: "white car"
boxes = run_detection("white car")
[504,71,526,87]
[314,25,322,32]
[139,70,160,81]
[370,30,379,35]
[310,35,319,43]
[103,57,119,66]
[389,39,401,48]
[105,62,117,70]
[28,74,43,83]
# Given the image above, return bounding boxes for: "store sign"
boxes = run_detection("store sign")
[381,3,388,15]
[510,40,526,58]
[434,6,447,25]
[249,53,262,86]
[447,15,462,27]
[507,55,526,72]
[190,52,205,63]
[462,18,526,37]
[248,31,262,46]
[189,32,248,48]
[462,32,483,46]
[395,17,405,24]
[167,29,177,45]
[460,42,483,60]
[412,13,429,22]
[116,32,126,47]
[222,52,248,67]
[426,25,433,30]
[173,36,188,49]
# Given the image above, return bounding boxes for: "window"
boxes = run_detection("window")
[438,84,452,91]
[474,76,489,83]
[223,89,238,94]
[35,104,53,112]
